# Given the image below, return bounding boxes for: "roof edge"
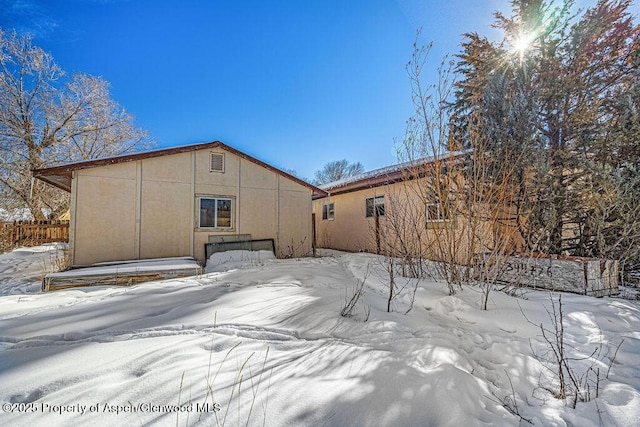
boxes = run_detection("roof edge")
[32,141,327,196]
[313,151,468,199]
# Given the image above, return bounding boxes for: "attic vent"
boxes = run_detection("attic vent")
[210,153,224,172]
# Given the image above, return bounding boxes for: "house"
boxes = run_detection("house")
[312,153,519,264]
[33,141,326,267]
[313,156,619,296]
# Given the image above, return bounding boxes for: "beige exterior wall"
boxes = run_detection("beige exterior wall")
[70,148,314,266]
[313,177,512,264]
[73,162,138,265]
[140,153,193,260]
[313,187,385,253]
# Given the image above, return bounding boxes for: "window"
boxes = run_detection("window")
[199,197,232,228]
[210,153,224,172]
[365,196,385,217]
[426,202,452,223]
[322,203,335,220]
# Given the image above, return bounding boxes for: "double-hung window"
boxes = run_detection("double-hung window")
[365,196,385,217]
[199,197,233,228]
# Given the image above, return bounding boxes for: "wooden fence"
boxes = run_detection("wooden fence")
[1,220,70,247]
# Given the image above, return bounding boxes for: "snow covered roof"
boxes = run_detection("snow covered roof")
[317,151,467,197]
[320,157,429,192]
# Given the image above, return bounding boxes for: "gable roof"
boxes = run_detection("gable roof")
[32,141,327,196]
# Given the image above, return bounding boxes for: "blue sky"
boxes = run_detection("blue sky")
[3,0,634,180]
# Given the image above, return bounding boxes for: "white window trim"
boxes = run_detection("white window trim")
[365,195,385,218]
[322,203,335,220]
[198,196,234,229]
[426,202,451,223]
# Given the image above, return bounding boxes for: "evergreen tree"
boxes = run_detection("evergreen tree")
[452,0,640,266]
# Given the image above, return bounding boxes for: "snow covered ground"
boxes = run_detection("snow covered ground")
[0,245,638,426]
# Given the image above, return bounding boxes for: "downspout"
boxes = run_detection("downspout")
[189,152,195,257]
[275,175,280,256]
[69,171,78,266]
[134,161,142,259]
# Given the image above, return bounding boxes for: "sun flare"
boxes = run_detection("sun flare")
[513,33,533,54]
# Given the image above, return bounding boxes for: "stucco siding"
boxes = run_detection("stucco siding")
[195,149,237,189]
[314,177,515,264]
[239,188,277,240]
[240,158,277,190]
[73,163,138,265]
[278,175,307,192]
[139,153,192,259]
[69,146,316,266]
[278,181,313,257]
[314,188,384,253]
[141,152,192,183]
[194,185,237,198]
[140,180,192,259]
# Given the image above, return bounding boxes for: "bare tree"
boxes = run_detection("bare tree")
[388,37,523,303]
[313,159,364,185]
[0,29,151,220]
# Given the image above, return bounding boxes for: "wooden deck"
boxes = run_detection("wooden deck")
[43,257,202,291]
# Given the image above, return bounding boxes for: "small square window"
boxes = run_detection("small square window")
[365,196,384,217]
[426,202,451,223]
[199,197,233,228]
[322,203,335,220]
